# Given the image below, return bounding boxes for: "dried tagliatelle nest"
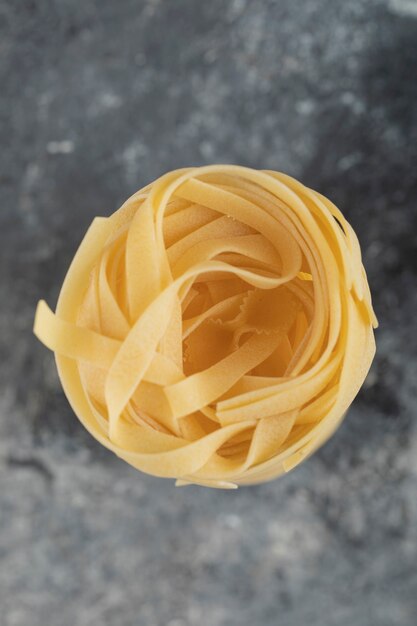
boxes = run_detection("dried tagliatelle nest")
[34,165,377,488]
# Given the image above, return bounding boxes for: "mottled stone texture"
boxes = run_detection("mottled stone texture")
[1,1,417,625]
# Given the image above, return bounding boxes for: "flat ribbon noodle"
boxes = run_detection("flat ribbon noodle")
[33,165,377,488]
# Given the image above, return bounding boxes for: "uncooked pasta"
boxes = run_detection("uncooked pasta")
[34,165,377,488]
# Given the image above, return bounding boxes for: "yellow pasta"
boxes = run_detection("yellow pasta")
[33,165,377,488]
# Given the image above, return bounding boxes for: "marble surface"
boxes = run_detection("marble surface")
[1,1,417,624]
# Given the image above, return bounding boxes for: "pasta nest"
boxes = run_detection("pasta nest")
[34,165,377,488]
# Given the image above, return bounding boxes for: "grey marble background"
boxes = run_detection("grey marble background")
[1,1,417,625]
